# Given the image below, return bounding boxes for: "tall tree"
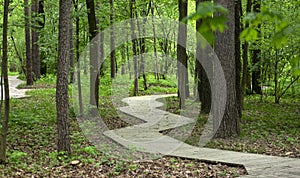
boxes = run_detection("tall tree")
[177,0,188,108]
[24,0,33,85]
[195,0,211,114]
[0,0,10,163]
[251,0,262,94]
[69,7,75,84]
[110,0,116,79]
[241,0,252,105]
[235,0,242,118]
[56,0,72,155]
[214,0,240,138]
[74,0,83,115]
[86,0,99,107]
[130,0,139,96]
[31,0,41,79]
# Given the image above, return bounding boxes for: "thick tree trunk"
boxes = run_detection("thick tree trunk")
[0,0,10,163]
[251,0,262,94]
[56,0,71,155]
[214,0,240,138]
[24,0,33,85]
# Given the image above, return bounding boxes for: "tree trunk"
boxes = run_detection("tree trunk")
[74,0,83,115]
[235,0,242,118]
[69,9,75,84]
[195,0,211,114]
[251,0,262,94]
[56,0,71,155]
[31,0,41,79]
[130,0,139,96]
[177,0,188,108]
[214,0,240,138]
[151,0,159,80]
[86,0,99,107]
[241,0,252,104]
[110,0,116,79]
[25,0,33,85]
[0,0,10,163]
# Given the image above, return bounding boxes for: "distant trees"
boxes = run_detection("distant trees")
[56,0,72,155]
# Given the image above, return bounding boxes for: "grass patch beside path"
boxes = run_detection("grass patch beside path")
[0,86,246,177]
[161,95,300,158]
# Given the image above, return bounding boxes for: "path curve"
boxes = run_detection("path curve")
[0,76,30,99]
[104,94,300,177]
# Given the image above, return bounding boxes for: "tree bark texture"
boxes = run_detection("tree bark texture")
[56,0,72,155]
[0,0,10,163]
[214,0,240,138]
[177,0,188,108]
[24,0,33,85]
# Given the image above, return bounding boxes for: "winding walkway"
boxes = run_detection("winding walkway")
[104,95,300,177]
[1,76,30,99]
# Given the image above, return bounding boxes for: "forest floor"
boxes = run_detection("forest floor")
[1,75,299,177]
[1,76,246,177]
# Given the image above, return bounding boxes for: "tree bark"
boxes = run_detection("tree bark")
[214,0,240,138]
[86,0,99,107]
[0,0,10,163]
[130,0,139,96]
[235,0,242,118]
[195,0,211,114]
[74,0,83,115]
[56,0,71,155]
[177,0,188,108]
[24,0,33,85]
[69,7,75,84]
[241,0,252,104]
[251,0,262,94]
[110,0,116,79]
[31,0,41,79]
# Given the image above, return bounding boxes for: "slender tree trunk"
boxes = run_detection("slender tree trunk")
[38,0,46,76]
[235,0,242,118]
[151,0,159,80]
[56,0,72,155]
[69,10,75,84]
[25,0,33,85]
[177,0,188,108]
[10,35,26,75]
[74,0,83,115]
[130,0,138,96]
[31,0,41,79]
[110,0,116,79]
[214,0,240,138]
[241,0,252,100]
[195,0,211,114]
[251,0,262,94]
[136,11,148,90]
[0,0,10,163]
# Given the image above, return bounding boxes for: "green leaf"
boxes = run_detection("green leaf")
[240,28,258,42]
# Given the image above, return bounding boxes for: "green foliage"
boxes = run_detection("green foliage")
[184,2,228,44]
